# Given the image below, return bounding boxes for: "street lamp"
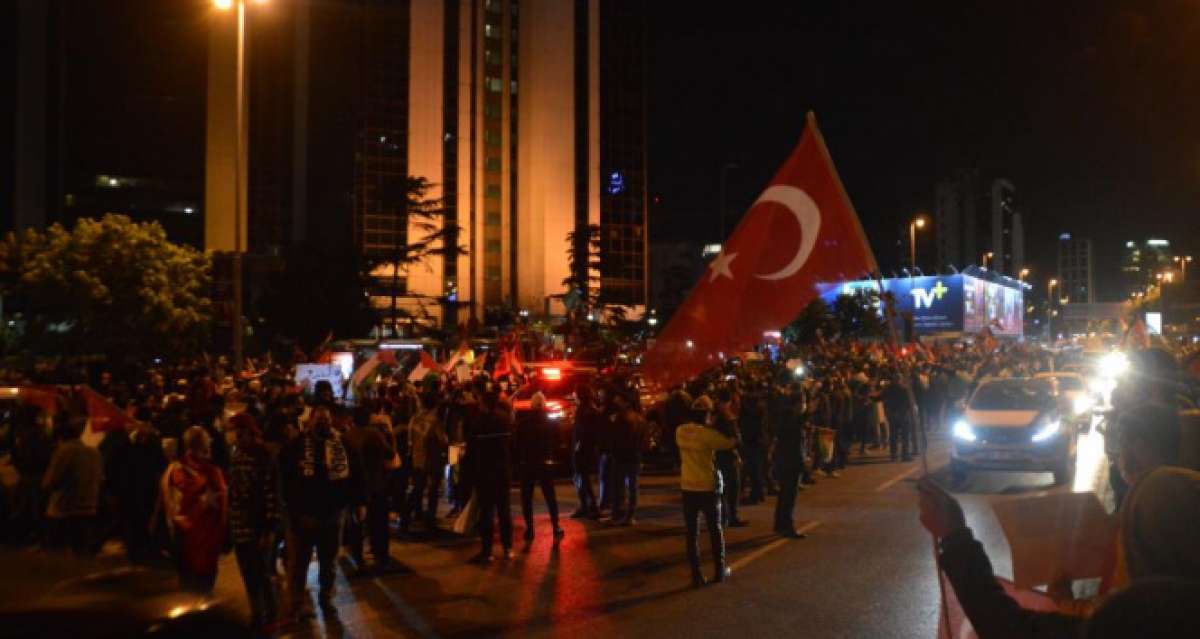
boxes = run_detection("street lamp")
[1019,268,1030,283]
[1175,255,1193,281]
[982,251,994,270]
[909,216,927,271]
[212,0,267,369]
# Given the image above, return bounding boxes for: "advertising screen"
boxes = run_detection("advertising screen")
[820,275,965,336]
[962,275,1023,337]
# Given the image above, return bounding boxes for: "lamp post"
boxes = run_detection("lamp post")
[982,251,994,270]
[213,0,265,370]
[909,216,926,271]
[1019,267,1030,283]
[1175,255,1193,281]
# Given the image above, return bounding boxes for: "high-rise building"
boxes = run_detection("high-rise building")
[8,0,206,244]
[205,0,648,334]
[1121,238,1172,298]
[1057,233,1093,304]
[934,170,1023,276]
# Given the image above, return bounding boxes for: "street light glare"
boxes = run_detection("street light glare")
[214,0,233,9]
[914,217,926,229]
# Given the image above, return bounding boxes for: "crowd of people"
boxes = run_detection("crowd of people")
[1,337,1197,636]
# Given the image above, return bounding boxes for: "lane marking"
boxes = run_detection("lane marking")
[875,466,919,492]
[729,520,821,572]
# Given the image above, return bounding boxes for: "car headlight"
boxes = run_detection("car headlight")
[1098,352,1129,379]
[1031,419,1061,443]
[953,419,977,442]
[1072,396,1094,415]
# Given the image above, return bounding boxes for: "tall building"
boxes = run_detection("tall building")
[1121,238,1172,298]
[1057,233,1093,304]
[205,0,648,334]
[8,0,206,243]
[934,170,1024,277]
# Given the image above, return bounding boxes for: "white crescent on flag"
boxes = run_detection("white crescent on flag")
[752,185,822,281]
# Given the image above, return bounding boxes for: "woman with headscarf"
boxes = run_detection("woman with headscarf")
[164,425,228,594]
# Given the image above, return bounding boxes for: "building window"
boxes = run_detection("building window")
[486,239,502,252]
[485,157,502,171]
[486,211,501,225]
[486,266,501,280]
[486,184,501,198]
[484,23,499,39]
[486,77,502,93]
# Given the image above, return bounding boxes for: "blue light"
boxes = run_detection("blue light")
[607,171,626,195]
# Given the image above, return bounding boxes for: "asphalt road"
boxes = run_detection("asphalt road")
[6,420,1110,639]
[245,419,1111,639]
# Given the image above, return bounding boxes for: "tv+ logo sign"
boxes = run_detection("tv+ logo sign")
[910,280,949,310]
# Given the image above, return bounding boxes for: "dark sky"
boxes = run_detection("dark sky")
[647,0,1200,301]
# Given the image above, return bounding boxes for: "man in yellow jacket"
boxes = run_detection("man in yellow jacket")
[676,395,736,587]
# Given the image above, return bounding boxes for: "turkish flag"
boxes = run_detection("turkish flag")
[81,386,134,433]
[642,113,877,389]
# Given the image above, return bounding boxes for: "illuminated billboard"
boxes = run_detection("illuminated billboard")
[961,275,1023,337]
[819,274,1023,338]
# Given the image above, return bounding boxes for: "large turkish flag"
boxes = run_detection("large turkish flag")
[641,113,878,389]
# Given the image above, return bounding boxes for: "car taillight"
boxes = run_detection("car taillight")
[547,400,565,420]
[542,367,562,381]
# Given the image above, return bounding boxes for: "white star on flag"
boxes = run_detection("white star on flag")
[708,250,738,282]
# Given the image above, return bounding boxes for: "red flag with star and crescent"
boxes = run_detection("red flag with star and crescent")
[641,113,878,389]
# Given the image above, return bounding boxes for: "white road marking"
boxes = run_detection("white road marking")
[875,465,919,492]
[729,521,821,572]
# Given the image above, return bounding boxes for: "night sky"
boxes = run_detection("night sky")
[647,0,1200,301]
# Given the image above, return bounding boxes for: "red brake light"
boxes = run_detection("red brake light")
[542,367,562,381]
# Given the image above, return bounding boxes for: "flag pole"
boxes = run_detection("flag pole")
[878,275,952,637]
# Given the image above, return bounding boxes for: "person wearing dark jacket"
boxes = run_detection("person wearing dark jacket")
[280,406,365,620]
[570,385,602,519]
[772,385,808,539]
[714,389,747,527]
[882,373,914,462]
[468,391,515,563]
[516,393,564,542]
[739,389,769,504]
[608,391,644,526]
[344,409,397,573]
[227,413,281,633]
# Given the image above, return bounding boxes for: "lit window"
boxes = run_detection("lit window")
[484,23,498,39]
[486,157,501,171]
[510,80,517,94]
[486,77,502,92]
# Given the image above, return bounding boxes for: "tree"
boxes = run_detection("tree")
[785,298,833,344]
[562,223,602,312]
[0,214,211,360]
[831,290,885,338]
[368,175,464,335]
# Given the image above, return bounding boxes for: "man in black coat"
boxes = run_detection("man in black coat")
[772,385,808,539]
[570,384,602,519]
[516,393,564,542]
[468,391,515,563]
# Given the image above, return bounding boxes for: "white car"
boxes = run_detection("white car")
[951,378,1077,486]
[1033,371,1095,419]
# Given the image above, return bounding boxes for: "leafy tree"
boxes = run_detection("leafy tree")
[367,175,465,335]
[0,214,211,360]
[562,224,602,312]
[785,298,834,344]
[831,290,885,338]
